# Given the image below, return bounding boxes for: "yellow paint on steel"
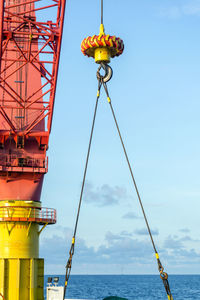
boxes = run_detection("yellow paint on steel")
[99,24,105,35]
[0,258,44,300]
[0,201,40,258]
[0,221,39,258]
[0,199,41,208]
[0,200,45,300]
[94,47,110,63]
[38,222,48,235]
[94,24,111,63]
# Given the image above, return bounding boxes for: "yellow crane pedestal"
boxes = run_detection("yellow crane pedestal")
[0,200,56,300]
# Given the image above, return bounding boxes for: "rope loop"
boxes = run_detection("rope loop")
[160,271,168,280]
[97,63,113,83]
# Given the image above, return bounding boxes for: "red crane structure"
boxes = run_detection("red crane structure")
[0,0,66,299]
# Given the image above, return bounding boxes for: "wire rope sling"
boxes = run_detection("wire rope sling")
[63,1,173,300]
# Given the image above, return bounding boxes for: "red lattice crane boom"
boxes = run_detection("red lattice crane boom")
[0,0,66,299]
[0,0,66,200]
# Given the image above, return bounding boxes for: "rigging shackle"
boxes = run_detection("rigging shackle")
[97,63,113,83]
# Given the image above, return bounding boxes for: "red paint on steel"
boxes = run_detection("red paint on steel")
[0,0,66,204]
[81,34,124,58]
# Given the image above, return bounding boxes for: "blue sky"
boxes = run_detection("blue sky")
[40,0,200,275]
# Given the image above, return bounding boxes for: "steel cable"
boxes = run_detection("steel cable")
[63,65,173,300]
[101,0,103,24]
[63,80,102,300]
[102,80,173,300]
[102,81,157,253]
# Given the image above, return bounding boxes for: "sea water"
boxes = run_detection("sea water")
[44,275,200,300]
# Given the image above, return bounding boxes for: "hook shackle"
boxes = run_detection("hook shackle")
[96,63,113,83]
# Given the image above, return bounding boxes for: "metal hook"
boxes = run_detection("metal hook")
[96,63,113,83]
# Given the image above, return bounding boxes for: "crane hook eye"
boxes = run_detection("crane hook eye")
[96,63,113,83]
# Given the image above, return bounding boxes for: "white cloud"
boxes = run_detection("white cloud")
[183,0,200,16]
[134,228,159,236]
[40,227,200,274]
[159,6,181,19]
[158,0,200,19]
[84,182,128,207]
[122,211,141,219]
[179,228,190,233]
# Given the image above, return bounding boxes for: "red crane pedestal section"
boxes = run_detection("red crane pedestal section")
[0,0,66,299]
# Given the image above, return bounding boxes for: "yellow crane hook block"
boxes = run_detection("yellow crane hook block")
[81,24,124,63]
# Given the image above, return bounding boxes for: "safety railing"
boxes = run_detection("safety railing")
[0,154,48,169]
[0,206,56,224]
